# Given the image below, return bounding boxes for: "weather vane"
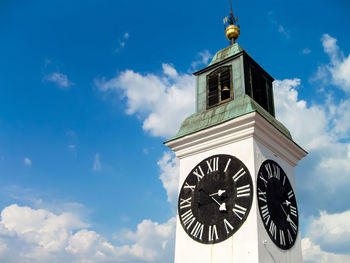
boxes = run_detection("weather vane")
[223,0,240,44]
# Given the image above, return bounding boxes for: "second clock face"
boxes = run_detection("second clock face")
[178,154,253,244]
[257,160,299,249]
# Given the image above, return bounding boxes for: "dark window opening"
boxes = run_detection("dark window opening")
[208,74,219,106]
[207,66,232,109]
[250,67,269,113]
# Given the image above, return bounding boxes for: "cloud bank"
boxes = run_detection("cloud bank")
[0,204,175,263]
[95,63,196,138]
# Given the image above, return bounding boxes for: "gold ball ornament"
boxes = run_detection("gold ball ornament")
[225,24,240,42]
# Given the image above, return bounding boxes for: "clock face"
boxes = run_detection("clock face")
[178,154,253,244]
[257,160,299,249]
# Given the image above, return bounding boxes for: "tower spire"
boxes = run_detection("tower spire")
[223,0,240,44]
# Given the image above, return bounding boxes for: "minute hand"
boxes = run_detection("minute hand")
[210,196,226,212]
[280,204,288,217]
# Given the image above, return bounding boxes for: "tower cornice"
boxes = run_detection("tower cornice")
[165,110,307,166]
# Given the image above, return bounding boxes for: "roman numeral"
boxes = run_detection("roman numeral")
[224,158,231,172]
[179,197,191,209]
[283,175,286,186]
[236,184,250,198]
[265,163,273,179]
[260,204,270,225]
[290,205,297,217]
[289,218,297,234]
[208,225,219,242]
[181,209,195,229]
[193,166,205,182]
[288,190,294,199]
[232,203,247,220]
[206,157,219,174]
[258,188,267,202]
[279,229,286,246]
[184,182,195,192]
[269,220,277,240]
[265,163,280,180]
[232,168,246,182]
[259,172,268,187]
[191,221,204,240]
[287,229,293,244]
[223,218,234,234]
[273,164,280,180]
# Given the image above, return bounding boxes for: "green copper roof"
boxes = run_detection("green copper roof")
[168,95,292,141]
[208,43,244,66]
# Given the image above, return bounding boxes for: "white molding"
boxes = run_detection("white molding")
[165,112,307,166]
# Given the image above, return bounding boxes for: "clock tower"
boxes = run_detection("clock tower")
[165,6,307,263]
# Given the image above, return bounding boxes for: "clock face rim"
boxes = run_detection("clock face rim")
[256,159,299,250]
[178,154,253,244]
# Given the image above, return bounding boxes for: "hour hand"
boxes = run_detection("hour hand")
[209,189,226,197]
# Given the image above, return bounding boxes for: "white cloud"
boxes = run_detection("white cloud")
[118,217,176,262]
[302,237,350,263]
[314,34,350,92]
[44,72,73,89]
[1,204,87,251]
[0,204,175,263]
[302,210,350,263]
[95,63,195,138]
[302,48,311,54]
[273,36,350,195]
[306,210,350,254]
[93,153,102,172]
[0,204,88,262]
[115,32,130,53]
[24,157,32,167]
[274,78,330,151]
[278,25,290,38]
[267,11,290,39]
[66,229,115,262]
[157,152,179,204]
[322,34,339,58]
[274,77,350,194]
[162,63,178,78]
[191,50,212,70]
[331,98,350,138]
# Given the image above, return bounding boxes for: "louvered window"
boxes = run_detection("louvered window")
[207,66,232,109]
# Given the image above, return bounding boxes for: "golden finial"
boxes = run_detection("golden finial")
[223,0,240,44]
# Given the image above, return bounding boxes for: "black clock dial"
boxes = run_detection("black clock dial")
[257,160,299,249]
[178,154,253,244]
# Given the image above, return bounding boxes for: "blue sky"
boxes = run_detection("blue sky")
[0,0,350,262]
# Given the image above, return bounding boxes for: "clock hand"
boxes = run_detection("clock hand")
[283,200,291,206]
[200,189,227,211]
[280,204,288,217]
[219,202,227,211]
[210,196,227,211]
[280,205,294,225]
[209,189,226,197]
